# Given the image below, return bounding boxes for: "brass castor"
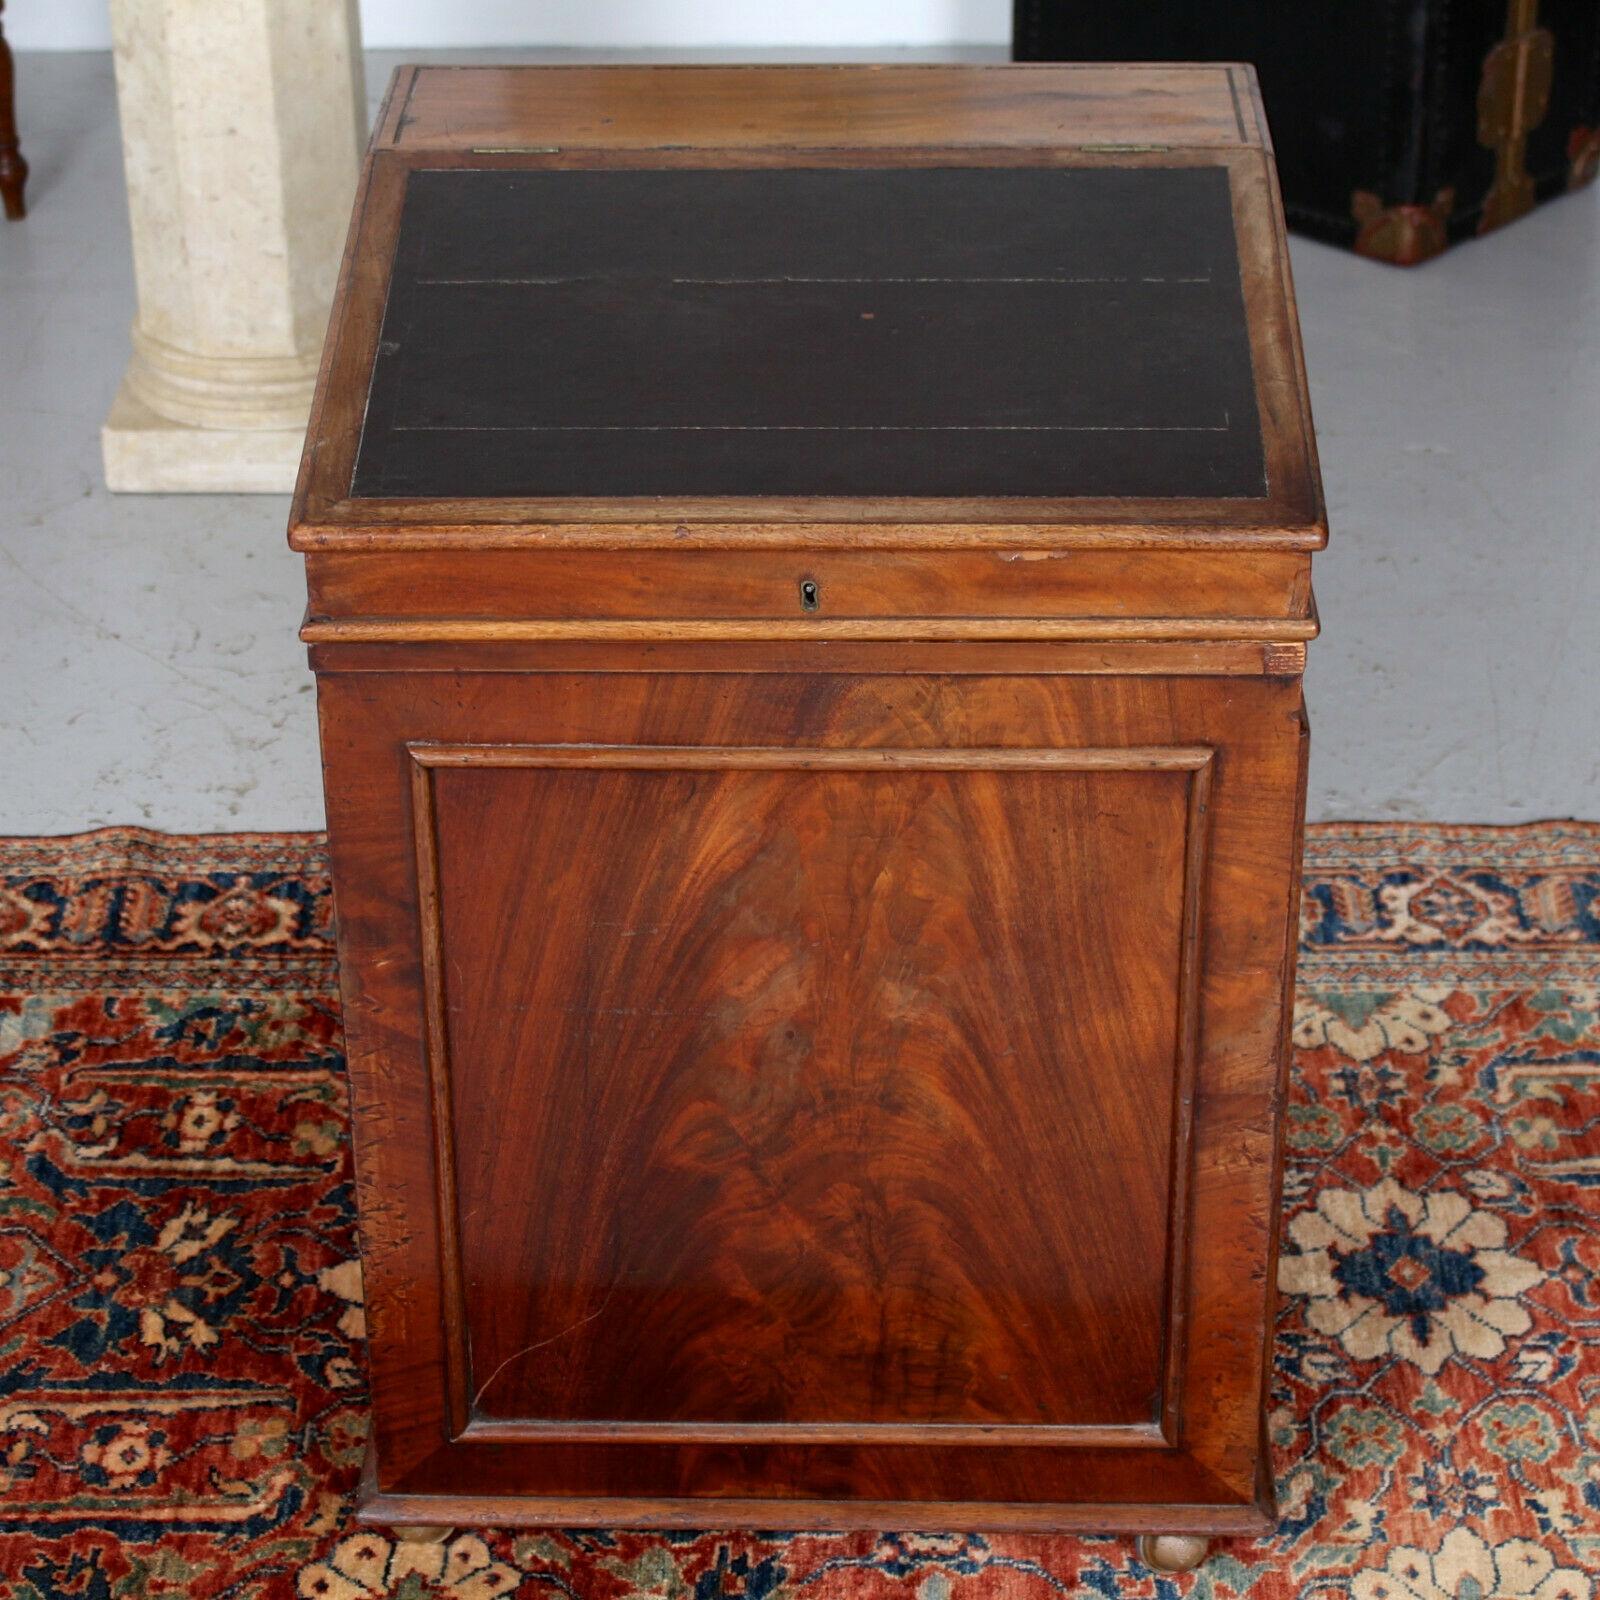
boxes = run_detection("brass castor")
[1138,1534,1211,1573]
[392,1525,453,1546]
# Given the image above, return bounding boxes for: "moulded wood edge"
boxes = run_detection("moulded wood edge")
[299,615,1321,645]
[455,1418,1172,1448]
[302,638,1304,678]
[407,739,1214,1448]
[286,520,1331,553]
[356,1446,1274,1535]
[405,742,1217,771]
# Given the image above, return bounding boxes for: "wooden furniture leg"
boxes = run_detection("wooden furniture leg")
[0,0,26,220]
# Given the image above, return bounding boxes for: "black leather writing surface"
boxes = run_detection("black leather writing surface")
[351,167,1266,501]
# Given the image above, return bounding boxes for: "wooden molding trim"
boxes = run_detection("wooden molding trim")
[306,615,1319,645]
[356,1445,1270,1535]
[407,740,1213,1452]
[380,63,1268,154]
[289,519,1328,552]
[408,743,1216,772]
[1161,753,1212,1442]
[306,638,1298,678]
[409,756,471,1439]
[458,1417,1168,1448]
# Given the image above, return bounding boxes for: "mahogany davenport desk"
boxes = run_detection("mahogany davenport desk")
[291,64,1325,1567]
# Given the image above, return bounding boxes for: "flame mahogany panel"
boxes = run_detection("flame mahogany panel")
[420,749,1201,1434]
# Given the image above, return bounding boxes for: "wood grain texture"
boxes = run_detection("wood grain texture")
[305,638,1302,679]
[304,548,1314,628]
[413,745,1207,1439]
[303,616,1319,645]
[382,63,1266,153]
[355,1441,1274,1535]
[298,62,1323,1535]
[315,670,1306,1524]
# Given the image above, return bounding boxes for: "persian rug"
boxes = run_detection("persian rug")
[0,823,1596,1600]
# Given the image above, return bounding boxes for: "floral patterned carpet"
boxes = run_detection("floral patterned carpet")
[0,823,1596,1600]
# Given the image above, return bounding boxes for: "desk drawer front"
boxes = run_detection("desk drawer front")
[306,548,1311,629]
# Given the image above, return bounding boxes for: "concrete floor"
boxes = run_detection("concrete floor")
[1,49,1597,833]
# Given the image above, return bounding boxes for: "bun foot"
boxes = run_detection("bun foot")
[1138,1534,1211,1573]
[392,1524,453,1545]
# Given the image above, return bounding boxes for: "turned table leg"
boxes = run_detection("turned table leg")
[0,0,25,220]
[391,1525,453,1546]
[1138,1534,1212,1573]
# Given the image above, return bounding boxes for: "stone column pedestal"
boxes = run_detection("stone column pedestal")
[102,0,365,493]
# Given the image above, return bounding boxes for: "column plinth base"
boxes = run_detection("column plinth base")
[101,378,306,494]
